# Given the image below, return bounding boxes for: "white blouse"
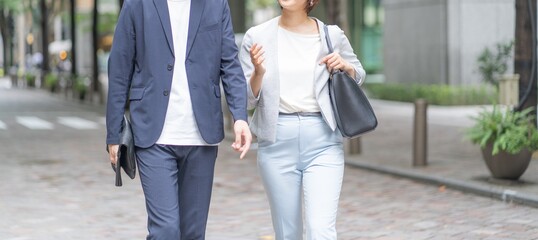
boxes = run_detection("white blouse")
[277,26,321,113]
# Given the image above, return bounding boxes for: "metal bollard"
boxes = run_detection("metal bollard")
[345,138,361,155]
[413,99,428,166]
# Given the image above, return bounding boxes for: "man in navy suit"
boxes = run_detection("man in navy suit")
[106,0,252,239]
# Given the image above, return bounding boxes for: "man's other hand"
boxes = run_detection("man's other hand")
[231,120,252,159]
[108,144,119,166]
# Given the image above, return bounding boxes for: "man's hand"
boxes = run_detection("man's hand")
[231,120,252,159]
[108,144,119,166]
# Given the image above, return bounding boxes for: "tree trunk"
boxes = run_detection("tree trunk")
[0,10,15,71]
[6,17,13,70]
[228,0,246,33]
[70,0,77,77]
[119,0,124,10]
[0,15,9,71]
[40,0,50,74]
[92,0,99,92]
[322,0,349,34]
[324,0,341,25]
[515,0,537,113]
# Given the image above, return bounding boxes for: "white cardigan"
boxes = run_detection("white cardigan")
[239,17,366,143]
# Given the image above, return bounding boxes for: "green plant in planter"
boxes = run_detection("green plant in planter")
[466,106,538,179]
[44,73,59,92]
[25,73,36,87]
[74,76,89,100]
[466,106,538,155]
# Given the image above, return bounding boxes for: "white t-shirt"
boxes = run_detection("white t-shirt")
[157,0,211,145]
[277,26,321,113]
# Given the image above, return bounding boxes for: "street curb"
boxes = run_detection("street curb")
[345,160,538,208]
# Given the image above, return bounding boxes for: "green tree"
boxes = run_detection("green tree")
[40,0,50,74]
[92,0,99,92]
[0,0,21,71]
[477,41,514,89]
[70,0,77,76]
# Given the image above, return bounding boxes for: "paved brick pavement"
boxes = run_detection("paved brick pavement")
[346,100,538,205]
[3,85,538,239]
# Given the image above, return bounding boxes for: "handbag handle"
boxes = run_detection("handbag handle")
[323,24,360,84]
[323,24,334,54]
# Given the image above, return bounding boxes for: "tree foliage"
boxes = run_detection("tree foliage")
[477,41,514,89]
[0,0,21,11]
[0,0,21,68]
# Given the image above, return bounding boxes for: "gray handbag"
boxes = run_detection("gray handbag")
[110,114,136,186]
[323,25,378,138]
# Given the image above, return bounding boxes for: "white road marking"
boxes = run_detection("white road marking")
[98,117,106,125]
[57,117,99,129]
[16,117,54,130]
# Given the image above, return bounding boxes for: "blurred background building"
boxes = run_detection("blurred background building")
[383,0,514,85]
[0,0,534,108]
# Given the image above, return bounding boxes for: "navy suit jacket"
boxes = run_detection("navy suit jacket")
[106,0,248,148]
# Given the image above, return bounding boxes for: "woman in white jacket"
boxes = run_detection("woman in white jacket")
[239,0,365,239]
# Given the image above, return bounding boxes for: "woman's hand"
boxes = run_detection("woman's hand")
[320,52,356,78]
[248,43,265,98]
[250,43,266,76]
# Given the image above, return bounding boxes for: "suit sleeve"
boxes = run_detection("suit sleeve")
[332,26,366,85]
[219,0,248,122]
[106,1,136,145]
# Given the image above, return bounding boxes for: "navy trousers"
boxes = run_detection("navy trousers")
[136,144,218,240]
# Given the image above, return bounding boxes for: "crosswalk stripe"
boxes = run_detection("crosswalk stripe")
[16,116,54,130]
[0,120,6,129]
[58,117,99,129]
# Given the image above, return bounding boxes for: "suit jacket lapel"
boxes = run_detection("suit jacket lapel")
[186,0,206,58]
[153,0,174,57]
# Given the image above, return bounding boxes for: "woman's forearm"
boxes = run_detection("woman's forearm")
[344,63,356,79]
[250,71,264,98]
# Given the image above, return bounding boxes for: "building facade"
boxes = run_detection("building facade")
[383,0,515,85]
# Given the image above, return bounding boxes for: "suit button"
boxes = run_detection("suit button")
[167,64,173,71]
[163,90,169,96]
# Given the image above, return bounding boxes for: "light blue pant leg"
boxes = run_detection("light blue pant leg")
[258,116,303,240]
[300,116,345,240]
[258,115,344,240]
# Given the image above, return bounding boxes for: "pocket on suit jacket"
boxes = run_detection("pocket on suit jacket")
[199,22,219,33]
[129,87,145,100]
[213,85,221,98]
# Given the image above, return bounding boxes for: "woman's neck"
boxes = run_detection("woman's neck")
[279,11,316,34]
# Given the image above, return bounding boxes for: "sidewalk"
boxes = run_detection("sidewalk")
[6,82,538,239]
[346,99,538,207]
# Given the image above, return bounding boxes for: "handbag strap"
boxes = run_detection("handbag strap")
[323,24,334,54]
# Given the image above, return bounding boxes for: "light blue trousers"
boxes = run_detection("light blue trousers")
[257,114,345,240]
